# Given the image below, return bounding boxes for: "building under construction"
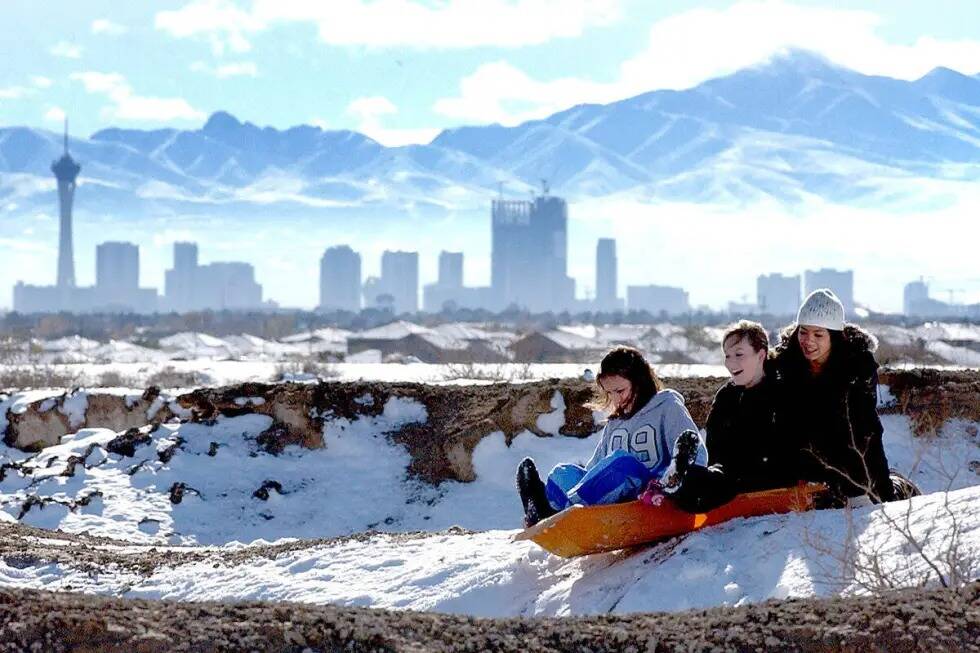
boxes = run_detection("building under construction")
[491,188,575,313]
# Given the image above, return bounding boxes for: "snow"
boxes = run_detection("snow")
[1,355,979,618]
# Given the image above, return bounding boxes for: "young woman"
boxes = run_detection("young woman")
[772,289,919,505]
[516,346,706,526]
[705,320,799,493]
[668,320,800,513]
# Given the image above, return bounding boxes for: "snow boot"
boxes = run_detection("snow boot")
[517,457,556,527]
[661,429,700,494]
[889,470,922,501]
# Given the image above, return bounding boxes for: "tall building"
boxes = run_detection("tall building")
[804,268,854,313]
[595,238,621,311]
[164,242,198,312]
[320,246,361,312]
[96,242,139,293]
[438,251,463,289]
[491,191,575,312]
[757,273,801,316]
[164,242,263,312]
[422,251,491,312]
[379,251,419,315]
[53,119,80,291]
[93,241,156,313]
[626,285,690,316]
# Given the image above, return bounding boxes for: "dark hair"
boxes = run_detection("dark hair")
[591,346,663,418]
[722,320,769,353]
[775,324,846,376]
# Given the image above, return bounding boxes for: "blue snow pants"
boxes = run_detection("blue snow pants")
[545,449,652,511]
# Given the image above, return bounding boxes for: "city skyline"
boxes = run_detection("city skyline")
[12,144,973,318]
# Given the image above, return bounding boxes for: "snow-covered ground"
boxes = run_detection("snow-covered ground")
[2,321,978,388]
[1,380,978,616]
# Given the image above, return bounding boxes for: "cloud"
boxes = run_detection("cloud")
[0,86,29,100]
[50,41,83,59]
[155,0,620,51]
[434,60,608,125]
[0,76,55,101]
[155,0,261,55]
[435,0,980,126]
[44,107,66,123]
[70,71,205,122]
[346,96,439,146]
[91,19,129,35]
[190,61,258,78]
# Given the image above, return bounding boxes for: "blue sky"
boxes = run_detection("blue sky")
[3,0,980,145]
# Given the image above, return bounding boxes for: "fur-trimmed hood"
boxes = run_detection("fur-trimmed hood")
[773,322,879,380]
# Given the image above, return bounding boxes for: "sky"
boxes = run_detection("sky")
[3,0,980,146]
[2,0,980,312]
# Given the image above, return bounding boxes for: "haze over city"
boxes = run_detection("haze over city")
[2,0,980,314]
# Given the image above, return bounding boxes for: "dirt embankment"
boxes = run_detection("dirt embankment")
[0,581,977,652]
[3,369,979,485]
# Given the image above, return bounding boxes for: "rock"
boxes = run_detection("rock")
[106,428,152,458]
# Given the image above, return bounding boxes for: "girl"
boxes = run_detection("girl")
[704,320,799,494]
[772,289,919,505]
[516,346,706,526]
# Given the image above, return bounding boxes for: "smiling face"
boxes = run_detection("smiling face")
[798,325,833,367]
[598,374,635,414]
[723,335,767,387]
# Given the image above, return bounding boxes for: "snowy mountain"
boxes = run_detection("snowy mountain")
[1,50,979,213]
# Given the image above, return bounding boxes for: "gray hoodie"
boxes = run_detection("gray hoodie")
[585,389,707,481]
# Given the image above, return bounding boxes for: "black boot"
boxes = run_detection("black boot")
[662,430,700,494]
[889,470,922,501]
[516,457,555,527]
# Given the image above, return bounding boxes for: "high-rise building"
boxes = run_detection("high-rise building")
[52,119,80,291]
[164,242,264,312]
[491,191,575,312]
[595,238,620,311]
[423,251,497,313]
[757,273,801,316]
[382,251,419,315]
[320,246,361,312]
[93,241,156,313]
[438,251,463,289]
[164,242,198,312]
[96,242,139,293]
[626,285,690,316]
[804,268,854,313]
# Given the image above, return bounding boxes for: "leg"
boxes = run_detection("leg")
[568,449,651,506]
[669,464,737,513]
[544,463,587,512]
[516,458,557,527]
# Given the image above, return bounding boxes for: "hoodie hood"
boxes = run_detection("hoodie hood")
[625,388,686,421]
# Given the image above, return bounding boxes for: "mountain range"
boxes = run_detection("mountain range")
[1,50,979,215]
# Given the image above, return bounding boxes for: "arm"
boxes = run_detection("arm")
[848,363,894,501]
[584,423,608,471]
[704,387,730,468]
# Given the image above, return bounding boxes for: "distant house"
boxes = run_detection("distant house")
[346,321,509,363]
[509,329,604,363]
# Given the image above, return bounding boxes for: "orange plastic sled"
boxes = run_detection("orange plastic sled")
[513,483,828,557]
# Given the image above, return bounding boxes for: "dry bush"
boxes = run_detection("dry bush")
[94,370,139,388]
[0,365,81,391]
[440,362,537,382]
[146,366,209,389]
[802,440,972,594]
[270,360,339,382]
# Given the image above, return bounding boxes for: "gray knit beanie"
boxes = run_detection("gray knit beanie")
[797,288,844,331]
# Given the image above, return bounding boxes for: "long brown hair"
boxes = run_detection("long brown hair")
[590,346,664,419]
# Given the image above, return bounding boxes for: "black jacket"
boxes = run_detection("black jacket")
[705,360,800,493]
[772,324,894,502]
